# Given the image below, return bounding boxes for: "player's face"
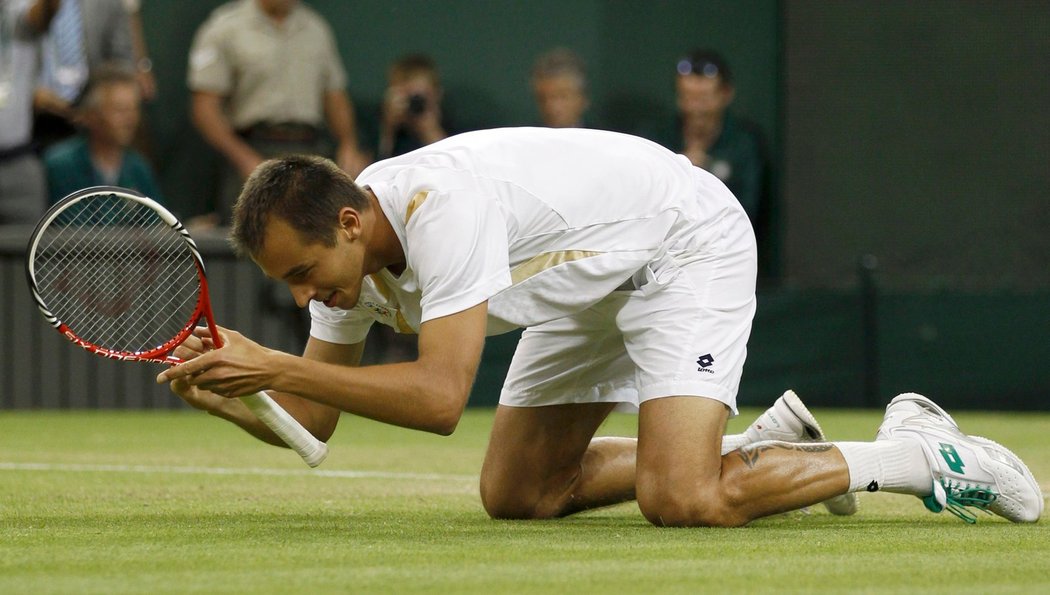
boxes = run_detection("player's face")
[533,75,588,128]
[253,216,366,311]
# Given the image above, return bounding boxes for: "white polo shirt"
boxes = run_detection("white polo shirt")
[309,127,743,344]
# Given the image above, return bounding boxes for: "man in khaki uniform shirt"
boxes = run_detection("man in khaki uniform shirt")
[188,0,369,224]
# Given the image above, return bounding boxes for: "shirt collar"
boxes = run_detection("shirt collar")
[245,0,305,33]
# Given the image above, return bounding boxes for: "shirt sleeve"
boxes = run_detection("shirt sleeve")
[186,17,231,94]
[309,301,375,344]
[404,189,512,323]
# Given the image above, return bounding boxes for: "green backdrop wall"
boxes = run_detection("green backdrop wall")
[138,0,779,219]
[109,1,1050,411]
[782,1,1049,291]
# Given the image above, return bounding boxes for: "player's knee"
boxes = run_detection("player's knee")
[480,485,555,520]
[480,478,519,519]
[481,494,534,520]
[637,480,746,528]
[479,473,566,520]
[480,471,530,519]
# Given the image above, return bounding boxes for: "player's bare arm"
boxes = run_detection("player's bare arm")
[159,301,488,436]
[166,334,361,445]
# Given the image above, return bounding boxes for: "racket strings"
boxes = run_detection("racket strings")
[32,193,203,355]
[42,201,199,351]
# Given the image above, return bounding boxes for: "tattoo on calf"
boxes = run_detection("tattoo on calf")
[736,444,777,469]
[735,441,834,469]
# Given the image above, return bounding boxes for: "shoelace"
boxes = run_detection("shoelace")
[926,479,998,524]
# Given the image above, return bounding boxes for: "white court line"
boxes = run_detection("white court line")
[0,462,477,482]
[5,463,1047,510]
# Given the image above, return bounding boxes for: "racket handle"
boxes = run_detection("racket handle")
[239,392,329,468]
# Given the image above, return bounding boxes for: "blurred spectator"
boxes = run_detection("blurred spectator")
[660,49,769,228]
[377,53,450,159]
[188,0,368,226]
[530,47,590,128]
[122,0,154,101]
[371,53,456,362]
[0,0,59,224]
[43,63,161,204]
[32,0,133,151]
[122,0,157,162]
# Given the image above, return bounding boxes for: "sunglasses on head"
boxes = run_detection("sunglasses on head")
[676,58,722,78]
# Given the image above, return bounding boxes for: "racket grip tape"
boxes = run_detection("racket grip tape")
[239,391,329,467]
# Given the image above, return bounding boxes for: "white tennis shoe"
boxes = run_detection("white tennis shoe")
[746,390,859,516]
[876,392,1043,523]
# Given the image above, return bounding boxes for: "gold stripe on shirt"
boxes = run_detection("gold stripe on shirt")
[510,250,602,285]
[394,312,415,334]
[405,191,430,223]
[368,273,394,301]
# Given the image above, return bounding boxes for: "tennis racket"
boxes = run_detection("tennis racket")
[25,186,328,467]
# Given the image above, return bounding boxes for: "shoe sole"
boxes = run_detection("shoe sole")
[781,390,859,516]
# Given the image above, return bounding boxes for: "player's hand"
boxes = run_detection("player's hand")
[156,326,279,398]
[168,377,228,412]
[162,330,224,409]
[171,330,210,361]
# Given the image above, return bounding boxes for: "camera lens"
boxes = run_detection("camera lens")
[407,94,427,115]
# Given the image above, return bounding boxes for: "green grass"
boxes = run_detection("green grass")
[1,407,1048,594]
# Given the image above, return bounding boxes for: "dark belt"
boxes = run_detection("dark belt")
[0,143,36,163]
[238,122,321,143]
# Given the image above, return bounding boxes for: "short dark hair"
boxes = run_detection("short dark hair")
[676,49,733,86]
[389,53,441,87]
[230,155,371,257]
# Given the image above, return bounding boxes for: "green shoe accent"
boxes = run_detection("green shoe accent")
[938,443,966,474]
[926,479,998,524]
[922,493,944,514]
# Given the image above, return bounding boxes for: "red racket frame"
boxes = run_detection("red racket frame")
[25,186,328,467]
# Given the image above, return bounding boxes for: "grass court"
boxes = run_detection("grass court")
[2,406,1048,593]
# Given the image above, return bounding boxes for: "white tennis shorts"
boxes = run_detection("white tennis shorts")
[498,205,757,415]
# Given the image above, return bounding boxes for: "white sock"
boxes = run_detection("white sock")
[721,433,749,455]
[835,441,932,496]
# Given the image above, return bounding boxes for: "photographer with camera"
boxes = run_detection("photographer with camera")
[377,54,450,160]
[368,53,453,363]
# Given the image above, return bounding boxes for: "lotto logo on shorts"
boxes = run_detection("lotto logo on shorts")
[697,353,715,373]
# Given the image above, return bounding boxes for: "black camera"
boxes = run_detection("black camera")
[407,94,428,116]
